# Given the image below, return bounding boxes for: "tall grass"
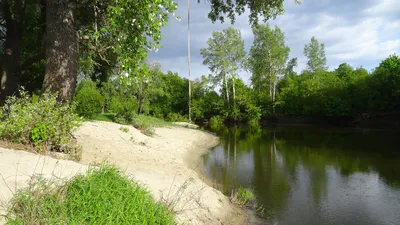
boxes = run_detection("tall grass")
[5,165,176,225]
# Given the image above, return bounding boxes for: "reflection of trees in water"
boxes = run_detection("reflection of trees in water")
[203,125,400,220]
[275,132,400,189]
[252,137,291,217]
[205,126,292,216]
[274,126,400,188]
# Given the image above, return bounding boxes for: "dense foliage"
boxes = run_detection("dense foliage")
[74,81,105,118]
[0,90,81,158]
[1,0,398,127]
[72,42,399,126]
[277,55,400,117]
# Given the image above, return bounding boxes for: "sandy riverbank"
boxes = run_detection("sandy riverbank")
[0,121,246,225]
[0,148,88,224]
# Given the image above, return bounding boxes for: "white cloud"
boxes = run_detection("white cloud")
[149,0,400,80]
[364,0,400,16]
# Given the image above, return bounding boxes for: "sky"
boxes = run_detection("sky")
[148,0,400,82]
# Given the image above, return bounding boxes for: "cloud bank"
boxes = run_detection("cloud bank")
[149,0,400,81]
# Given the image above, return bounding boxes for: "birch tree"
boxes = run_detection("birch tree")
[248,24,289,112]
[304,36,328,72]
[200,28,246,117]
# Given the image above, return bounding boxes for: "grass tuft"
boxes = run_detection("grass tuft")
[230,187,255,206]
[119,126,129,133]
[5,165,176,225]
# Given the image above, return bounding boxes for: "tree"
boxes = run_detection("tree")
[42,0,79,102]
[200,27,246,118]
[203,0,301,25]
[0,0,25,104]
[286,57,298,76]
[248,24,289,112]
[335,63,354,82]
[41,0,178,101]
[304,36,327,72]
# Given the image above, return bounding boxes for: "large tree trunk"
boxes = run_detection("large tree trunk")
[0,0,25,105]
[42,0,78,102]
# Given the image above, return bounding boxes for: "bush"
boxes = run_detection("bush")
[210,115,224,125]
[0,90,81,159]
[5,165,176,225]
[74,80,104,118]
[109,95,137,124]
[165,112,188,122]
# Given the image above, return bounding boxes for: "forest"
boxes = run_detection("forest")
[1,0,399,126]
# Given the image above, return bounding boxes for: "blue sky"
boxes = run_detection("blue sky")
[149,0,400,82]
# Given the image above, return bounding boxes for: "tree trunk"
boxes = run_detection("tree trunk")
[269,78,272,100]
[273,76,276,113]
[224,76,229,105]
[0,0,25,105]
[42,0,78,102]
[232,76,236,109]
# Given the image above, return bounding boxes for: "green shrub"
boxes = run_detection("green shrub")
[109,95,137,124]
[5,165,176,225]
[210,115,224,125]
[74,80,104,118]
[30,123,49,149]
[0,90,82,158]
[165,112,188,122]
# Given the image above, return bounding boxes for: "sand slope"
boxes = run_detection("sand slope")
[0,121,246,225]
[75,121,246,225]
[0,149,88,224]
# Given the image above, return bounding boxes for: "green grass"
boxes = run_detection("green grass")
[231,187,255,206]
[91,113,173,136]
[90,113,116,122]
[132,115,172,128]
[130,115,173,136]
[5,165,176,225]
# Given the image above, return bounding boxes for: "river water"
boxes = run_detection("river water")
[202,125,400,225]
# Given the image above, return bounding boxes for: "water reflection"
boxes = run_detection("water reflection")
[202,125,400,225]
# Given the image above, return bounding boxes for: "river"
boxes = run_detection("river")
[202,125,400,225]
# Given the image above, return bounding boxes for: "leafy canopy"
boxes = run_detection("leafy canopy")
[249,24,290,90]
[203,0,302,24]
[201,27,246,86]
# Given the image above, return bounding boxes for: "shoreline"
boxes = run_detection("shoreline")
[0,121,246,225]
[75,121,247,224]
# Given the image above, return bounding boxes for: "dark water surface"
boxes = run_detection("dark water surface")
[202,125,400,225]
